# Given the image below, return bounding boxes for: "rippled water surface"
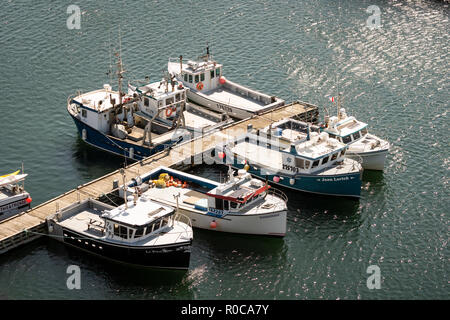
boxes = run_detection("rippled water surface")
[0,0,448,299]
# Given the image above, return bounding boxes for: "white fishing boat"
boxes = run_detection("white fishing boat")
[323,108,390,170]
[121,166,288,237]
[128,79,233,135]
[167,46,285,119]
[47,195,193,269]
[224,118,363,198]
[0,170,32,221]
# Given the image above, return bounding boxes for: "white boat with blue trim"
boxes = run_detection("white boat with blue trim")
[167,46,285,119]
[121,166,288,237]
[225,118,363,198]
[322,108,390,171]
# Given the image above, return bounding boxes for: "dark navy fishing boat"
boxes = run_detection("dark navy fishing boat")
[47,195,193,269]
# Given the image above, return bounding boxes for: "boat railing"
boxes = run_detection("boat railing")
[267,187,288,204]
[173,212,193,243]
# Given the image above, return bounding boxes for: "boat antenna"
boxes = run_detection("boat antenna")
[120,168,127,209]
[21,161,25,190]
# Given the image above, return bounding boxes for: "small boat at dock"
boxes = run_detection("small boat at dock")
[168,46,285,119]
[0,169,32,221]
[225,118,363,198]
[121,166,288,237]
[322,108,390,171]
[47,196,193,269]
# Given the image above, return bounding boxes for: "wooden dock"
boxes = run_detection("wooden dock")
[0,101,318,254]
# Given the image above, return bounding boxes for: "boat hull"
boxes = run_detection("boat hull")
[347,149,388,171]
[178,207,287,237]
[0,195,30,221]
[231,162,362,198]
[53,227,192,269]
[69,113,171,160]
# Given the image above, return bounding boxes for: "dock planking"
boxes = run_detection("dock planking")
[0,101,318,254]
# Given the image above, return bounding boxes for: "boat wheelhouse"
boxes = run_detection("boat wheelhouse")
[323,108,390,170]
[167,47,285,120]
[0,170,31,221]
[225,118,363,198]
[47,196,193,269]
[121,166,287,237]
[128,79,233,135]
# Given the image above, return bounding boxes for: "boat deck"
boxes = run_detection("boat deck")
[231,142,360,176]
[0,101,318,254]
[204,87,266,112]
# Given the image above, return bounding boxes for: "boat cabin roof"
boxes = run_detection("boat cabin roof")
[102,196,174,227]
[130,80,187,101]
[181,60,222,75]
[327,116,368,137]
[73,88,120,113]
[294,133,346,159]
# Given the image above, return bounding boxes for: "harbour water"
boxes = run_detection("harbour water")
[0,0,448,299]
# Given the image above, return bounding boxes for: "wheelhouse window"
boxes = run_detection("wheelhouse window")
[361,128,368,136]
[200,73,205,81]
[331,153,338,161]
[144,97,149,107]
[341,149,346,156]
[184,74,188,82]
[353,131,361,140]
[215,198,224,210]
[166,97,174,106]
[134,227,144,238]
[322,156,329,165]
[295,157,305,169]
[216,68,220,77]
[304,160,310,169]
[312,160,320,168]
[195,75,199,83]
[342,135,352,144]
[230,201,238,209]
[210,70,215,78]
[328,133,337,140]
[113,224,129,239]
[224,200,229,211]
[81,109,87,118]
[188,74,193,83]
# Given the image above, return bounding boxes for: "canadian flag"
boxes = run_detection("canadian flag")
[329,96,335,103]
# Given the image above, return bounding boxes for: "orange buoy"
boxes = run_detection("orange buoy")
[210,221,217,229]
[26,197,32,204]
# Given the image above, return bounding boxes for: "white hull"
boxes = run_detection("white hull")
[187,91,254,120]
[177,206,287,237]
[347,149,388,171]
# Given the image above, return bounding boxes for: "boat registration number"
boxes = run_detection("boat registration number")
[282,164,299,173]
[216,103,233,113]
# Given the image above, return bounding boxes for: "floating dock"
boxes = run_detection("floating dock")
[0,101,318,254]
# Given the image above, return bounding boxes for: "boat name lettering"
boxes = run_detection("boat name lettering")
[320,176,350,182]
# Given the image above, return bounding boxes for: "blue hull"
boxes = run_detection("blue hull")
[232,162,362,198]
[70,114,175,160]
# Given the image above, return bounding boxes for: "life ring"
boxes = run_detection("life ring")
[165,107,173,117]
[196,82,204,91]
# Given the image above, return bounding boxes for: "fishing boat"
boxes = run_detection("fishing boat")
[0,170,32,221]
[121,166,288,237]
[167,46,285,120]
[224,118,363,198]
[67,50,195,161]
[46,195,193,269]
[127,79,233,135]
[322,108,390,170]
